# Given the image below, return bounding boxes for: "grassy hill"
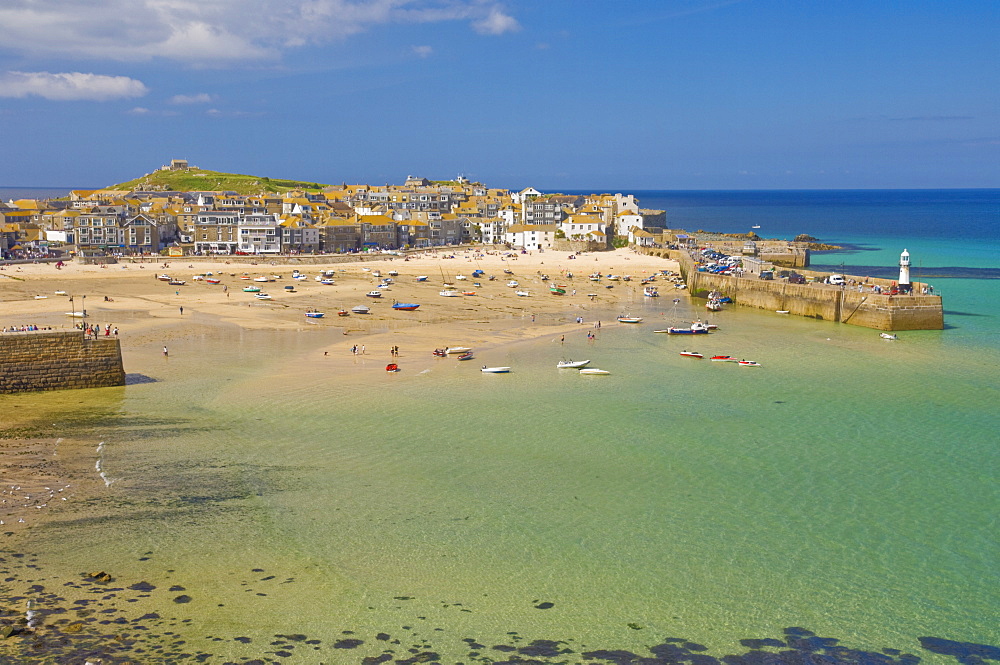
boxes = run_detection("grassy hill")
[108,169,329,195]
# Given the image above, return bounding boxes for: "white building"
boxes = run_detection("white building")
[504,224,557,251]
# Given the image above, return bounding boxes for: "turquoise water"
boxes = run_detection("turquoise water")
[2,190,998,663]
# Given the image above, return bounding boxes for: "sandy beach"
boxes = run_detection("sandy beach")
[1,247,680,537]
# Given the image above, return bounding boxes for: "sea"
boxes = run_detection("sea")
[1,189,998,664]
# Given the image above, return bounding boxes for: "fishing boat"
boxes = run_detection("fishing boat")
[679,351,704,358]
[706,299,723,311]
[446,346,472,354]
[557,359,590,369]
[351,305,370,314]
[387,270,398,276]
[205,278,221,284]
[507,280,519,288]
[617,316,643,323]
[392,303,420,311]
[254,293,272,300]
[305,311,325,318]
[515,290,530,297]
[549,285,567,295]
[667,321,711,334]
[879,332,898,340]
[456,352,475,361]
[579,368,610,375]
[366,291,383,298]
[643,286,659,297]
[710,355,738,362]
[242,286,261,293]
[416,275,428,282]
[738,360,762,367]
[439,289,460,297]
[481,366,511,373]
[338,310,350,317]
[385,363,400,372]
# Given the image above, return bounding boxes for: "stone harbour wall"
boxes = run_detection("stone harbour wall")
[0,331,126,394]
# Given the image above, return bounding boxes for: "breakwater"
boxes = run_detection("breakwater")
[645,250,943,331]
[0,330,126,393]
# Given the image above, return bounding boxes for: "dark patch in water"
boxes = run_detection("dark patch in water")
[172,594,192,604]
[125,373,158,385]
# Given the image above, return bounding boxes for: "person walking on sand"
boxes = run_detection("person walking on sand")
[179,306,184,315]
[163,346,168,357]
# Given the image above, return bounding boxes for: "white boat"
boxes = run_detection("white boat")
[439,290,460,297]
[579,368,610,375]
[54,290,68,296]
[446,346,472,354]
[320,279,336,285]
[455,275,468,280]
[416,276,428,282]
[776,310,790,314]
[752,225,761,229]
[481,366,511,373]
[706,299,722,311]
[351,305,370,314]
[507,280,519,287]
[254,293,272,300]
[880,332,898,340]
[617,316,643,323]
[65,311,86,317]
[156,274,171,281]
[738,360,761,367]
[34,295,48,299]
[515,290,530,297]
[387,270,399,277]
[253,276,270,282]
[643,286,659,297]
[557,359,591,369]
[366,291,383,298]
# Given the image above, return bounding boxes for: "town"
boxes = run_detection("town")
[1,160,669,259]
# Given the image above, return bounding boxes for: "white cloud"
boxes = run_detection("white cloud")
[0,71,149,101]
[472,7,520,35]
[0,1,520,65]
[170,92,214,104]
[412,45,433,58]
[128,107,152,114]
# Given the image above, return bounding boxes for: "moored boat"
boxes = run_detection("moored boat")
[205,278,221,284]
[879,332,898,340]
[392,303,420,311]
[242,286,261,292]
[366,291,383,298]
[557,359,591,369]
[254,293,272,300]
[168,279,186,286]
[351,305,370,314]
[507,280,519,287]
[643,286,659,297]
[738,360,761,367]
[386,363,400,372]
[481,366,511,373]
[456,352,475,361]
[439,290,459,297]
[338,310,350,316]
[579,368,610,375]
[706,299,722,311]
[710,355,738,362]
[549,285,567,295]
[305,311,325,318]
[515,290,530,297]
[617,316,643,323]
[679,351,704,358]
[446,346,472,354]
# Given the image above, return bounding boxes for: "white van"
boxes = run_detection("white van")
[828,274,846,285]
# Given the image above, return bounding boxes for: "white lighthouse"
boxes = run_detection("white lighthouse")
[898,249,911,293]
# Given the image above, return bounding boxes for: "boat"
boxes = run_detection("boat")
[386,363,400,372]
[351,305,370,314]
[579,368,610,375]
[643,286,659,297]
[242,286,261,292]
[461,291,477,296]
[549,285,567,295]
[667,321,711,334]
[738,360,762,367]
[284,285,296,291]
[679,351,704,358]
[366,291,383,298]
[557,359,591,369]
[305,311,325,318]
[880,332,899,340]
[33,295,48,300]
[338,310,350,317]
[65,311,86,318]
[439,290,460,297]
[455,275,468,280]
[319,279,335,285]
[387,270,398,276]
[432,349,447,357]
[481,366,511,373]
[776,310,790,314]
[205,278,221,284]
[156,274,171,281]
[456,352,475,361]
[392,303,420,311]
[706,299,722,311]
[416,276,428,282]
[710,355,738,362]
[752,225,761,229]
[507,280,519,288]
[617,316,643,323]
[515,290,530,297]
[254,293,272,300]
[503,269,514,275]
[446,346,472,354]
[253,276,270,282]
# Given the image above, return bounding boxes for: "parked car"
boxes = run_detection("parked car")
[759,271,774,280]
[788,272,806,284]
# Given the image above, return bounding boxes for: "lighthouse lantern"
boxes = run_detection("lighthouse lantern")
[898,249,912,294]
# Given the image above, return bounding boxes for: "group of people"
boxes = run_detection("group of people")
[1,324,51,332]
[82,323,118,339]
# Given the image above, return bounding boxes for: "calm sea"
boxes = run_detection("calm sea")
[1,189,997,664]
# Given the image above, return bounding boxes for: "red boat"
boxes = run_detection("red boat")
[710,355,738,362]
[679,351,703,358]
[457,352,475,361]
[386,363,400,372]
[432,349,447,357]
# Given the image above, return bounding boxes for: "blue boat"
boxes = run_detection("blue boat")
[392,303,420,311]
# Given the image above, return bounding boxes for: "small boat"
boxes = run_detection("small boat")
[461,291,477,296]
[305,311,325,318]
[240,274,251,280]
[432,349,448,357]
[439,289,459,297]
[392,303,420,311]
[515,290,530,297]
[206,278,221,284]
[284,285,295,291]
[776,310,790,314]
[351,305,370,314]
[579,368,610,375]
[549,286,566,295]
[168,279,186,286]
[679,351,704,358]
[156,274,171,281]
[879,332,898,340]
[710,355,738,362]
[481,366,511,373]
[557,359,590,369]
[446,346,472,354]
[319,279,336,285]
[386,363,400,372]
[416,276,428,282]
[243,286,261,292]
[617,316,643,323]
[456,352,475,361]
[338,310,350,317]
[706,299,722,311]
[738,360,761,367]
[254,293,272,300]
[643,286,659,297]
[667,322,711,334]
[366,291,383,298]
[387,270,398,276]
[33,295,48,300]
[752,225,761,229]
[54,290,68,296]
[253,276,270,282]
[65,311,86,318]
[507,280,519,288]
[503,269,514,275]
[455,275,468,280]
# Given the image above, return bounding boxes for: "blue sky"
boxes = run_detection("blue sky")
[1,0,997,190]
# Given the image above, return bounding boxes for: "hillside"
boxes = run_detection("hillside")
[108,168,329,195]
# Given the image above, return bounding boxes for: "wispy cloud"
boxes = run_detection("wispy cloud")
[170,93,214,105]
[0,71,148,101]
[412,45,434,58]
[0,1,520,65]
